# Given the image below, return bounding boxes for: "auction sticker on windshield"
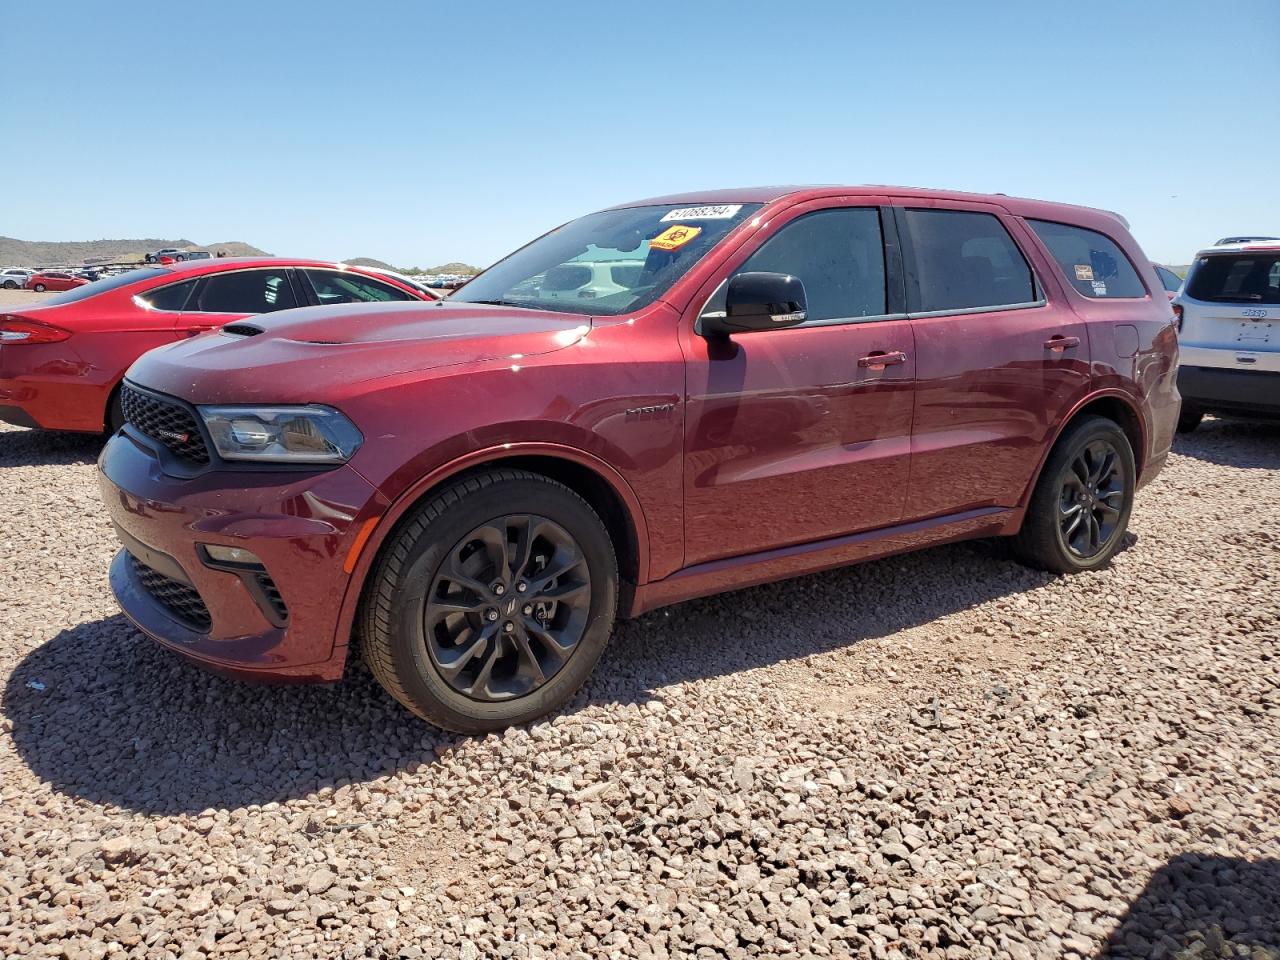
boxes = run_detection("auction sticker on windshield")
[650,225,702,251]
[660,205,743,222]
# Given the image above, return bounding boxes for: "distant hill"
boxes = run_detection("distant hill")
[426,261,481,275]
[0,236,269,267]
[344,257,395,270]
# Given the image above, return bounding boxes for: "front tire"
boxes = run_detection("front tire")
[361,469,618,732]
[32,283,45,292]
[1013,416,1135,574]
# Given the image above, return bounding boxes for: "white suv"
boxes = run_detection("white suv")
[1173,240,1280,431]
[1,268,33,289]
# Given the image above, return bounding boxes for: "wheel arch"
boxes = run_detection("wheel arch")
[1021,390,1148,507]
[336,443,650,655]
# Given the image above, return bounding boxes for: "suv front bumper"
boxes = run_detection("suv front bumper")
[98,428,384,682]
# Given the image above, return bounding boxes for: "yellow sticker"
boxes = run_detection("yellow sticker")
[649,224,702,251]
[1074,264,1094,281]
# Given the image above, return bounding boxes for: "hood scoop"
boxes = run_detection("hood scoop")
[221,322,265,337]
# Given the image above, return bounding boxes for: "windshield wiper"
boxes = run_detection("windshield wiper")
[459,298,537,309]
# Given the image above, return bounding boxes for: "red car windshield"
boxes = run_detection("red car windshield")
[42,268,169,305]
[453,203,762,316]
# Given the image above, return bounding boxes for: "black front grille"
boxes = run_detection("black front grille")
[255,573,289,624]
[120,384,210,466]
[130,553,212,632]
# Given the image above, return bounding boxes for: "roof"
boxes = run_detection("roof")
[159,256,346,275]
[1196,240,1280,256]
[607,185,1130,229]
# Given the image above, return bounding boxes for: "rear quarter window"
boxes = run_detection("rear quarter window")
[1027,220,1147,299]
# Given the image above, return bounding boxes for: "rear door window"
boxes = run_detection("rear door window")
[191,269,299,314]
[902,209,1036,312]
[1027,220,1147,299]
[1186,253,1280,304]
[301,269,416,305]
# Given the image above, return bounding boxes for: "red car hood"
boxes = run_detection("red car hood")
[125,300,592,405]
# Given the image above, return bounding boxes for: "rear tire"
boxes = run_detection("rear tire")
[1012,416,1135,574]
[1176,404,1203,434]
[360,469,618,732]
[2,280,15,289]
[33,283,45,292]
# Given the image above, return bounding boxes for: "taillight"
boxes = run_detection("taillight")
[0,315,71,344]
[1171,304,1183,333]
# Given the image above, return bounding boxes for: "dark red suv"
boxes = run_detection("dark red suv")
[97,187,1180,731]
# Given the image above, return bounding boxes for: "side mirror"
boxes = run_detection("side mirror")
[700,272,807,338]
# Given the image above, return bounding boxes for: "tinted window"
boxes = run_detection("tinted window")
[541,265,593,292]
[1186,253,1280,304]
[610,264,643,287]
[734,208,887,322]
[303,269,415,305]
[138,278,198,311]
[1154,265,1182,292]
[1027,219,1146,299]
[192,270,299,314]
[904,210,1035,312]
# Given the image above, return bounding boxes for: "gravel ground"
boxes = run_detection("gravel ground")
[0,411,1277,960]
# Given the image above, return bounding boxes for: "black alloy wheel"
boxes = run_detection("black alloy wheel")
[425,514,592,702]
[1057,439,1126,559]
[1012,415,1135,574]
[361,468,618,732]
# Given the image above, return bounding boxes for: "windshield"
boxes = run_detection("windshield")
[1187,253,1280,304]
[452,203,761,315]
[42,267,169,305]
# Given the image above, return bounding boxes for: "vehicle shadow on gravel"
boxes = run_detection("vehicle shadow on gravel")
[1098,853,1280,958]
[1175,417,1280,470]
[0,427,103,468]
[3,538,1081,814]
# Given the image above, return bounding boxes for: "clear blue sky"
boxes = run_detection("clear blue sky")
[3,0,1277,268]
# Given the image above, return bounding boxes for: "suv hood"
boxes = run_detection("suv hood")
[126,300,592,405]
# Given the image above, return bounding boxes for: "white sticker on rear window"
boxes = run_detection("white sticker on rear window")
[1091,280,1107,296]
[660,205,743,222]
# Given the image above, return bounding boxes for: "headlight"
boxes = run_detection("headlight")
[198,405,363,464]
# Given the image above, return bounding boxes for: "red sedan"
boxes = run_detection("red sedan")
[0,258,436,433]
[26,271,88,293]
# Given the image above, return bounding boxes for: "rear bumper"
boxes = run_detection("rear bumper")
[98,428,385,682]
[1178,365,1280,417]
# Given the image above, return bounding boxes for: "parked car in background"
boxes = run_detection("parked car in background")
[1,268,34,289]
[1153,265,1183,299]
[144,248,212,264]
[1215,236,1279,246]
[528,260,642,303]
[0,258,433,434]
[144,248,185,263]
[26,271,87,292]
[97,185,1178,732]
[1173,240,1280,431]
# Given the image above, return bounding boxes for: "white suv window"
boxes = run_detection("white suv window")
[1186,254,1280,304]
